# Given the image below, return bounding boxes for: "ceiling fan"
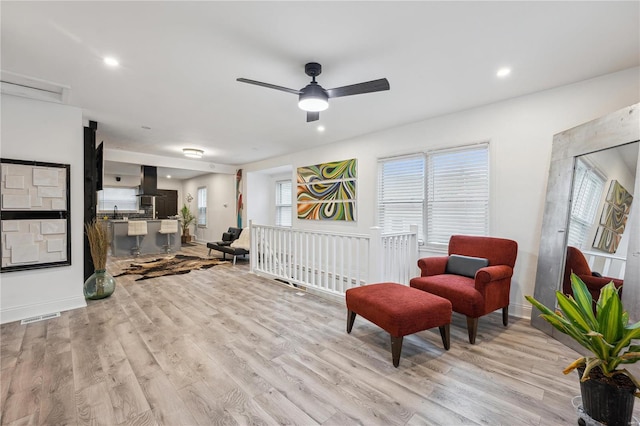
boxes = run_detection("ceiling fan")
[237,62,390,122]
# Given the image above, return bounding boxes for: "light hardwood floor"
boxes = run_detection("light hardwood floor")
[1,244,638,425]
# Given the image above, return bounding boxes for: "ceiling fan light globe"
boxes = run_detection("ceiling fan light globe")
[298,84,329,112]
[298,97,328,112]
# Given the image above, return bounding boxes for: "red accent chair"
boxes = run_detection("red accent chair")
[409,235,518,344]
[563,246,623,302]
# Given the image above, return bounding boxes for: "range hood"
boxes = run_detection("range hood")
[138,165,162,196]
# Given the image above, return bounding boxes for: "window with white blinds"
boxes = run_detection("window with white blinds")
[377,154,425,240]
[97,187,138,212]
[426,144,489,248]
[197,186,207,227]
[275,180,292,227]
[567,158,606,248]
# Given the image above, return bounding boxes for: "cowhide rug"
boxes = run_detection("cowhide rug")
[114,254,229,281]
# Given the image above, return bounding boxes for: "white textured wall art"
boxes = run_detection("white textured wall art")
[1,219,68,268]
[1,163,67,211]
[1,159,70,272]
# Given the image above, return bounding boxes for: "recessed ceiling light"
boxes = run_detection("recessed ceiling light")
[496,67,511,78]
[103,57,120,67]
[317,125,325,132]
[166,175,172,179]
[183,148,204,158]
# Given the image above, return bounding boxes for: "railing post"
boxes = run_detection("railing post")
[409,224,419,278]
[249,220,255,273]
[369,226,383,283]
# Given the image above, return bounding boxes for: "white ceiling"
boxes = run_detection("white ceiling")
[2,1,639,173]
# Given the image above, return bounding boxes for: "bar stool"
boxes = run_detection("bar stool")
[128,221,148,256]
[159,220,178,253]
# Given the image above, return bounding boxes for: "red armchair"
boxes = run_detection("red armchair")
[563,246,623,302]
[409,235,518,344]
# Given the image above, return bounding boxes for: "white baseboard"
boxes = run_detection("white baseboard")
[1,296,87,325]
[510,301,532,320]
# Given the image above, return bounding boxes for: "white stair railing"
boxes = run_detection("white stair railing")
[249,222,418,297]
[581,249,627,279]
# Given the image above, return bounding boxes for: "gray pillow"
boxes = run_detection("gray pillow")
[446,254,489,278]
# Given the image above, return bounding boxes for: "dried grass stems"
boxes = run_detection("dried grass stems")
[85,220,109,270]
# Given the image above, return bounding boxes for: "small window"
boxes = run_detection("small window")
[567,158,606,248]
[197,187,207,227]
[275,180,292,227]
[97,187,138,212]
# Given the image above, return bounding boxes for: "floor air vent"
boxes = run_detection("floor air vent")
[20,312,61,325]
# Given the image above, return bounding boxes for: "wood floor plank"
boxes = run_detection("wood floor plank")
[275,348,406,425]
[216,387,278,426]
[39,350,76,426]
[228,338,335,423]
[253,387,319,425]
[0,367,12,423]
[176,381,238,426]
[2,244,639,425]
[1,387,40,425]
[113,321,161,380]
[107,373,151,424]
[75,380,118,426]
[138,371,198,425]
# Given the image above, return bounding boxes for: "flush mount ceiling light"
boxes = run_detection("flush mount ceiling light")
[183,148,204,158]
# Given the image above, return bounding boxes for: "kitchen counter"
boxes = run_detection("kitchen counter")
[109,219,181,257]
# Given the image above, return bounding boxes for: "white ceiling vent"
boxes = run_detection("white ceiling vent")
[1,70,70,103]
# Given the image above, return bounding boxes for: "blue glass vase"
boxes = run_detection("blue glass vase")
[83,269,116,300]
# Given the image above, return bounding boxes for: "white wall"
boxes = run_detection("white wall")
[1,94,86,323]
[103,173,140,188]
[181,173,237,243]
[241,67,640,319]
[246,170,271,227]
[246,167,292,226]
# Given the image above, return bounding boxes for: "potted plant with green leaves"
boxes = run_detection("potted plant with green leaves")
[526,273,640,425]
[180,204,196,243]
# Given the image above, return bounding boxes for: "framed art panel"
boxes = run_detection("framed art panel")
[1,158,71,272]
[593,179,633,254]
[297,158,357,184]
[296,158,357,221]
[297,201,356,221]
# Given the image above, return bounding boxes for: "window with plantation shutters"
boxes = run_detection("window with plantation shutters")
[378,154,425,241]
[567,158,605,248]
[426,144,489,248]
[197,186,207,227]
[275,180,292,226]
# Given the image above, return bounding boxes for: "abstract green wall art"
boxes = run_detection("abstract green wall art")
[296,159,356,221]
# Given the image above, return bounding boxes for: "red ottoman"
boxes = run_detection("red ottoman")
[346,282,452,367]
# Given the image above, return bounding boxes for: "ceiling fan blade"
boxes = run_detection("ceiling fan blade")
[307,111,319,122]
[326,78,390,98]
[236,78,300,95]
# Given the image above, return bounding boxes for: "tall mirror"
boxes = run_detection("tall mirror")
[532,104,640,351]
